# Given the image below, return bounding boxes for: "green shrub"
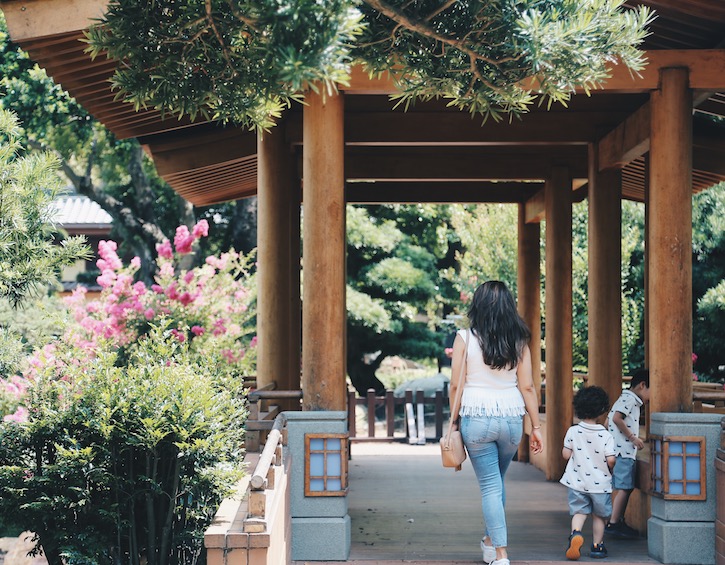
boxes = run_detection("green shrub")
[0,328,247,565]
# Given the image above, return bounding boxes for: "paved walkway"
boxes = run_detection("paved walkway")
[295,442,657,565]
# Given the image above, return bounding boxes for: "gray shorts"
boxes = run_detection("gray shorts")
[612,456,636,490]
[567,488,612,519]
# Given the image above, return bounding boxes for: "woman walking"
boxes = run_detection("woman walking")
[450,281,543,565]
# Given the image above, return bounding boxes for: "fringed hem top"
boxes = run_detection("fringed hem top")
[457,328,526,418]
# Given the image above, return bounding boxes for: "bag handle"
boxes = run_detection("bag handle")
[445,329,469,443]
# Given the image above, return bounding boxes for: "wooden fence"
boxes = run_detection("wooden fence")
[347,388,449,443]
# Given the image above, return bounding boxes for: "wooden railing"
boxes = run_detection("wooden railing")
[347,388,448,443]
[244,415,287,534]
[693,387,725,414]
[246,383,303,451]
[205,413,291,565]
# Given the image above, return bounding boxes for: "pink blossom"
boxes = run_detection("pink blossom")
[98,240,122,270]
[191,325,205,336]
[192,219,209,238]
[156,240,173,260]
[3,406,28,423]
[183,271,195,284]
[221,349,237,363]
[692,352,698,363]
[250,335,258,348]
[159,262,175,278]
[174,226,195,254]
[144,308,155,320]
[212,319,227,336]
[130,257,141,269]
[165,282,179,301]
[151,284,164,294]
[178,292,193,306]
[170,328,186,343]
[97,270,116,289]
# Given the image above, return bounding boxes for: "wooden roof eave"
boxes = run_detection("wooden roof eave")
[2,0,725,205]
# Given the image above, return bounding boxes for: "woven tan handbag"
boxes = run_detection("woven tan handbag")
[440,329,469,471]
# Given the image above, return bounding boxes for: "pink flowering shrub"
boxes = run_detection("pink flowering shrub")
[3,219,257,422]
[0,222,255,563]
[66,219,255,372]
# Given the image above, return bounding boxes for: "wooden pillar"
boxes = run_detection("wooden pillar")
[258,124,296,396]
[544,166,573,480]
[302,90,346,411]
[587,144,623,407]
[288,181,302,390]
[643,154,650,369]
[517,204,541,462]
[648,67,693,413]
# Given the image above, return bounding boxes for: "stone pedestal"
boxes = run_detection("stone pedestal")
[648,412,722,564]
[715,417,724,565]
[286,411,350,561]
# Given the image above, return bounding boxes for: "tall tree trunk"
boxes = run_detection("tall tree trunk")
[228,197,258,254]
[346,350,386,396]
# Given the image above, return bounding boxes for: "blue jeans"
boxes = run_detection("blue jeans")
[461,414,523,548]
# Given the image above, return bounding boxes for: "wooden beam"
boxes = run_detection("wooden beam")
[693,146,725,176]
[346,51,725,94]
[143,127,256,177]
[345,181,542,203]
[598,103,651,171]
[0,0,108,41]
[344,148,589,181]
[287,111,624,146]
[599,50,725,91]
[524,188,546,223]
[342,65,398,94]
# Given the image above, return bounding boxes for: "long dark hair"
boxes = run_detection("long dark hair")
[467,280,531,370]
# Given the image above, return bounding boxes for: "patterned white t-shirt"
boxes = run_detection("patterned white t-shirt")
[607,389,644,460]
[560,422,615,494]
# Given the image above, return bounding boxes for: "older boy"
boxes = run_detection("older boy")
[605,369,650,539]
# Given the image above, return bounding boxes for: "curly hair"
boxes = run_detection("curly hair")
[573,385,610,420]
[467,281,530,370]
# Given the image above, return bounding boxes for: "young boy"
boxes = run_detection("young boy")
[562,386,616,560]
[605,369,650,539]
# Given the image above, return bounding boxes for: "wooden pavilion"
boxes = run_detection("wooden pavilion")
[1,0,725,488]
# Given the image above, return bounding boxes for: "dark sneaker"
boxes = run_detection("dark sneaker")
[590,542,608,559]
[566,530,584,560]
[617,521,639,538]
[606,520,639,539]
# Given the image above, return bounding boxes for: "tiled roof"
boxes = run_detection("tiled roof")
[51,194,113,229]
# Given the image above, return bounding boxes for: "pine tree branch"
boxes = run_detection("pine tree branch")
[361,0,522,77]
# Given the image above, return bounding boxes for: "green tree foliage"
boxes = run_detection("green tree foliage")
[445,203,519,298]
[0,109,89,305]
[692,182,725,380]
[0,13,258,281]
[346,204,458,394]
[443,200,648,376]
[86,0,652,129]
[621,200,646,371]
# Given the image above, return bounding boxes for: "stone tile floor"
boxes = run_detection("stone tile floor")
[299,442,656,564]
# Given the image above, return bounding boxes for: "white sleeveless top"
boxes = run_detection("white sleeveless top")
[457,329,526,417]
